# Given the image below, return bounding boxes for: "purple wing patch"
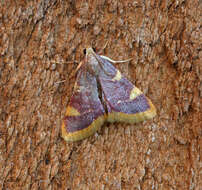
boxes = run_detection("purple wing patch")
[98,55,156,122]
[61,65,106,141]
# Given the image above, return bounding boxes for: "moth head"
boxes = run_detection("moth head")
[83,47,96,55]
[85,47,96,56]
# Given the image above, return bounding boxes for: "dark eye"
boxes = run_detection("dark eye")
[92,47,96,52]
[83,48,86,55]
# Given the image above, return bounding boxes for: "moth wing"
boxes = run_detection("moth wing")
[98,56,156,123]
[61,66,106,142]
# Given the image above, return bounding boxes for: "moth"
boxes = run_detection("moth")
[61,47,156,142]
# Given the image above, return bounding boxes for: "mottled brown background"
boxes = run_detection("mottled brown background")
[0,0,201,190]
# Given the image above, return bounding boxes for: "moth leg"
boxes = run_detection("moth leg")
[53,61,79,64]
[55,80,66,84]
[75,61,84,73]
[53,60,80,80]
[54,63,84,87]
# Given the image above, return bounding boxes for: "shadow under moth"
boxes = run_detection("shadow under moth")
[61,47,156,142]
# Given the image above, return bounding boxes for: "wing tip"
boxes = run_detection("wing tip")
[107,98,156,123]
[61,115,106,142]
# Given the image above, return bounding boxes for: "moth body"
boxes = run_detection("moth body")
[62,48,156,142]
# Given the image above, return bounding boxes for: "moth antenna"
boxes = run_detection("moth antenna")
[102,41,109,50]
[96,55,132,78]
[97,41,109,54]
[100,55,133,64]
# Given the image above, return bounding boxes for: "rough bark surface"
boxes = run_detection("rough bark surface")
[0,0,201,189]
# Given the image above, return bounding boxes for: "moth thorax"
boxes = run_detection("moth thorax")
[87,55,100,76]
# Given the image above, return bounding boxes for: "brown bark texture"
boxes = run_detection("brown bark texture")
[0,0,201,189]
